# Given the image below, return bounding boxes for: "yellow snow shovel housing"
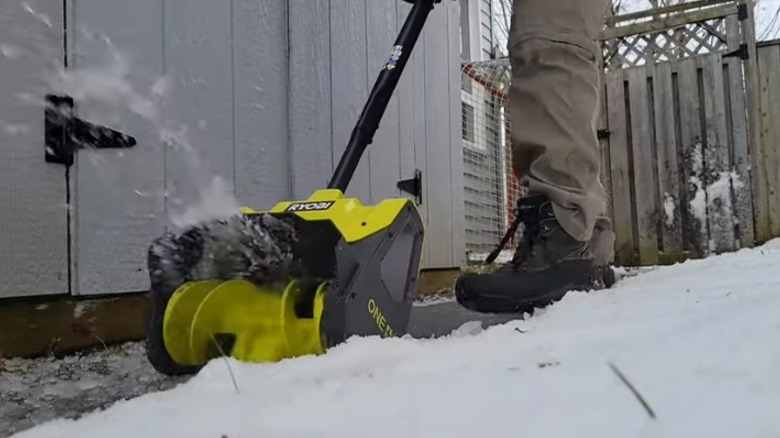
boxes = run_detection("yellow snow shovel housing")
[144,0,442,375]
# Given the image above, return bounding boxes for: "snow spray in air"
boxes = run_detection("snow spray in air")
[3,9,243,228]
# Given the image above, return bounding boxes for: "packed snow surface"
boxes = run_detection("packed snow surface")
[12,240,780,438]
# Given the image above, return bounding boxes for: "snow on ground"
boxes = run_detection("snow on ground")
[8,239,780,438]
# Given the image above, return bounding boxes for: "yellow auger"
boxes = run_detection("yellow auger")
[144,0,441,375]
[162,278,326,365]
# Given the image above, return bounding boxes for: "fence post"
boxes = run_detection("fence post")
[739,0,769,244]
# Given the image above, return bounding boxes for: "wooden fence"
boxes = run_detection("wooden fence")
[597,0,780,266]
[458,0,779,266]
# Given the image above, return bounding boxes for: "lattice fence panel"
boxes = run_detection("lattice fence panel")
[603,16,730,70]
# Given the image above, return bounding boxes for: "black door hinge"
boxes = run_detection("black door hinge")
[597,128,611,140]
[737,3,748,20]
[397,169,423,205]
[724,43,749,60]
[45,94,137,167]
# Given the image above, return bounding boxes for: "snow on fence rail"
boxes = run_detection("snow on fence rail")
[460,0,780,267]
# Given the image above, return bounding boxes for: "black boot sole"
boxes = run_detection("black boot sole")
[455,280,586,314]
[454,260,608,315]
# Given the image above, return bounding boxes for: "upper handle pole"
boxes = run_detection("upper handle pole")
[327,0,438,192]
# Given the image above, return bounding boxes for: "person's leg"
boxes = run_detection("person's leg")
[510,0,609,244]
[455,0,614,314]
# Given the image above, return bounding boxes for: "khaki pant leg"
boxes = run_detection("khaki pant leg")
[508,0,611,258]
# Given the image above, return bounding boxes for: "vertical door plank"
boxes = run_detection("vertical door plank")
[412,6,431,267]
[677,56,708,257]
[330,0,371,202]
[232,0,290,209]
[163,0,234,213]
[288,0,333,199]
[653,61,684,261]
[627,66,659,265]
[702,53,736,253]
[605,69,636,265]
[397,0,418,195]
[421,4,453,267]
[725,14,755,248]
[71,0,166,295]
[757,45,780,236]
[0,0,68,297]
[397,0,430,266]
[366,0,402,203]
[741,0,769,243]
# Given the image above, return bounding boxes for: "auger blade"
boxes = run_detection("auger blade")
[280,279,327,358]
[185,279,326,365]
[162,280,221,365]
[188,279,286,363]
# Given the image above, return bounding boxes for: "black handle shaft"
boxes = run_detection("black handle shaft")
[327,0,436,192]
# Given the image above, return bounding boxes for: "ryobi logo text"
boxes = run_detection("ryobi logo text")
[285,201,334,212]
[367,298,394,337]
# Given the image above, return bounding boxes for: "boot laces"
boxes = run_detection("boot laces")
[508,199,554,270]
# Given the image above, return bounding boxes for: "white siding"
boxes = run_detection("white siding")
[480,0,495,58]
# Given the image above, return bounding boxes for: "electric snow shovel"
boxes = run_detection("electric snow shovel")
[145,0,442,376]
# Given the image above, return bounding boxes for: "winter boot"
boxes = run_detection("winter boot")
[455,194,611,314]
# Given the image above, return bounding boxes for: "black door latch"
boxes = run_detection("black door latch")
[44,94,137,167]
[397,168,423,205]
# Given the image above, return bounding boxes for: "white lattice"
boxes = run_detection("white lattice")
[601,0,741,71]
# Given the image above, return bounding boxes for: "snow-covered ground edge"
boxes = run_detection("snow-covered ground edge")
[8,239,780,438]
[0,342,189,438]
